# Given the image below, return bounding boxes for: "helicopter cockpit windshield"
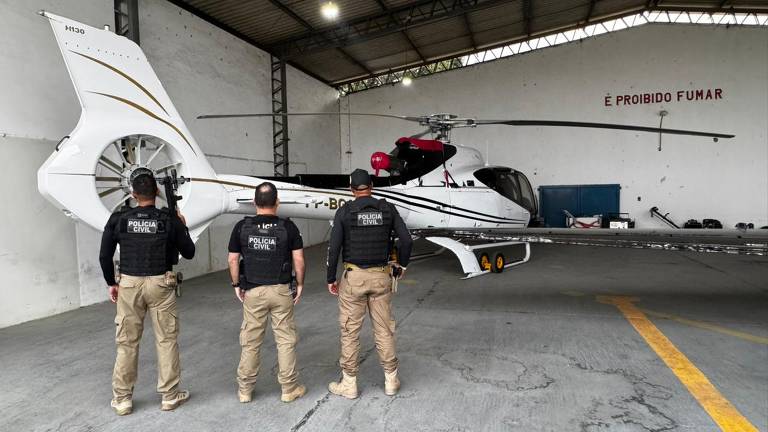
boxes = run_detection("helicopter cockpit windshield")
[473,167,537,216]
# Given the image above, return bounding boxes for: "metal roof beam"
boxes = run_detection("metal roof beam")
[267,0,375,76]
[373,0,425,62]
[267,0,314,29]
[463,12,478,49]
[523,0,533,36]
[270,0,510,59]
[584,0,597,23]
[649,5,767,13]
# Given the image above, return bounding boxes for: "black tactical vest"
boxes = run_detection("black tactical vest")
[117,207,171,276]
[343,199,394,266]
[239,217,291,286]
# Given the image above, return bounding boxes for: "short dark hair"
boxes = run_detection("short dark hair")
[131,174,158,199]
[254,182,278,208]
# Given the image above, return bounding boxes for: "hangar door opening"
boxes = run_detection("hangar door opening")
[539,184,621,228]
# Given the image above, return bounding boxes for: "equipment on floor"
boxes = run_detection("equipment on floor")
[735,222,755,230]
[563,210,601,229]
[603,213,635,229]
[684,219,703,229]
[702,219,723,229]
[650,206,680,229]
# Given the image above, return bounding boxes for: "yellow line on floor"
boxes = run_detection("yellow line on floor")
[561,290,767,345]
[598,295,759,432]
[640,308,768,346]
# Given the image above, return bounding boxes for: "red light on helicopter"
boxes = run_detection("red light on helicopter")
[370,152,390,176]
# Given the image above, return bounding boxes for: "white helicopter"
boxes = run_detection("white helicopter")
[37,12,763,279]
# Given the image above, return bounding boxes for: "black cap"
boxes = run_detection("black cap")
[129,167,155,188]
[350,168,372,190]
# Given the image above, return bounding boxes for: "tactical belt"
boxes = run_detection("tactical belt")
[118,272,182,297]
[344,262,389,273]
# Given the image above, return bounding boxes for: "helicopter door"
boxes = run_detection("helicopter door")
[450,183,500,228]
[396,182,451,228]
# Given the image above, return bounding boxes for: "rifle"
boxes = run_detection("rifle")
[157,168,187,215]
[157,169,188,297]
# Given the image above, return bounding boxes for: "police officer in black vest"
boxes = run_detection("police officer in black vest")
[99,169,195,416]
[326,169,413,399]
[227,182,306,404]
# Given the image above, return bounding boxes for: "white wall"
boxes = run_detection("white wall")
[343,24,768,228]
[0,1,113,328]
[0,0,339,327]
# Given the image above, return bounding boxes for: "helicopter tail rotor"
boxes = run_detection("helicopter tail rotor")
[38,12,228,237]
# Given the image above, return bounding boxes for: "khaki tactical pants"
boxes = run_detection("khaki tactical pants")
[113,274,181,402]
[338,267,398,376]
[237,283,300,393]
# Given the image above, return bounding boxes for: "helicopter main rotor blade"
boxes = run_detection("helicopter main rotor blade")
[475,120,734,139]
[197,112,423,122]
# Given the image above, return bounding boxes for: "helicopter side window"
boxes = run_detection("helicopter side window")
[473,168,536,215]
[497,172,522,202]
[473,168,497,190]
[515,172,537,215]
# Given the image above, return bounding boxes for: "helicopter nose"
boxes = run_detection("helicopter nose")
[370,152,390,176]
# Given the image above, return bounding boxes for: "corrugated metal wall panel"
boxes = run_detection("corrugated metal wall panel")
[364,49,423,71]
[472,22,527,46]
[282,0,383,31]
[293,48,367,82]
[344,33,411,62]
[468,1,525,32]
[592,0,646,18]
[417,35,475,58]
[408,16,468,45]
[531,2,591,33]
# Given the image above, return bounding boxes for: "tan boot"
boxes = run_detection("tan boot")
[161,390,190,411]
[238,389,253,403]
[110,398,133,416]
[281,384,306,403]
[328,372,358,399]
[384,369,400,396]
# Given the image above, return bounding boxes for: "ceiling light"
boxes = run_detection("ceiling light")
[401,75,412,86]
[320,1,339,20]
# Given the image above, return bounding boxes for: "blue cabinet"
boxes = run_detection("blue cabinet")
[538,184,621,228]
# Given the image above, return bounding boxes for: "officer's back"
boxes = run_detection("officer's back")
[98,170,195,416]
[227,181,307,404]
[326,169,413,400]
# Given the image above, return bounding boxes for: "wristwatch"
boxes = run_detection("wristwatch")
[231,281,240,288]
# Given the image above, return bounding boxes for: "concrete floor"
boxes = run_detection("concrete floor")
[1,243,766,432]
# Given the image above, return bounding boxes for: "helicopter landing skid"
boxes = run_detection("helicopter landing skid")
[424,237,531,279]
